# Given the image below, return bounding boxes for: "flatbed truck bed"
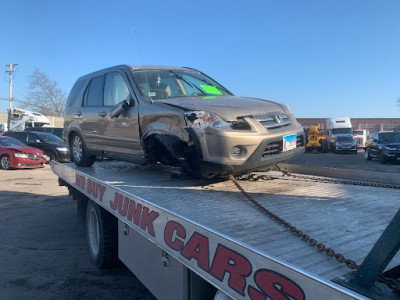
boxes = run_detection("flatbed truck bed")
[51,161,400,300]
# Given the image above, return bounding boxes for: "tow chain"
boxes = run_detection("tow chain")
[229,168,400,293]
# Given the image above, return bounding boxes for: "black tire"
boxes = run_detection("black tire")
[379,152,387,164]
[44,150,56,164]
[0,154,11,170]
[321,139,329,153]
[364,149,372,160]
[70,133,95,167]
[86,201,118,269]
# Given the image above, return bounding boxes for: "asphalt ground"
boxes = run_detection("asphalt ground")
[286,149,400,173]
[0,165,155,300]
[0,151,398,299]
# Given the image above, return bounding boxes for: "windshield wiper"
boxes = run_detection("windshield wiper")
[169,70,206,96]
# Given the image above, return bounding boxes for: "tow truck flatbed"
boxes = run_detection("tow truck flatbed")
[51,161,400,300]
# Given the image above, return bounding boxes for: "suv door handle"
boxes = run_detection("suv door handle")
[73,111,82,118]
[98,111,107,117]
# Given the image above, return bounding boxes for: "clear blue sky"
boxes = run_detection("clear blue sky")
[1,0,399,118]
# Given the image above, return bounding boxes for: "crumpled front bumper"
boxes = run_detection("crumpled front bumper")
[187,123,305,178]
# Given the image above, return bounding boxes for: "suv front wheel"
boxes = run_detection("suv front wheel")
[70,133,95,167]
[364,149,372,160]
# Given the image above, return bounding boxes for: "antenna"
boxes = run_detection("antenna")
[134,30,153,103]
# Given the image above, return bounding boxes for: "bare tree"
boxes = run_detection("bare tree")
[19,68,66,116]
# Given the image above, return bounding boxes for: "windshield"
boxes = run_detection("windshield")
[36,132,63,143]
[337,136,354,142]
[131,69,232,100]
[331,128,352,135]
[379,132,400,143]
[0,137,25,147]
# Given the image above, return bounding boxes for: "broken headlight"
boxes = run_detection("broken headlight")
[184,111,231,129]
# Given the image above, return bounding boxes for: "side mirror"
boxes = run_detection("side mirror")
[109,100,129,118]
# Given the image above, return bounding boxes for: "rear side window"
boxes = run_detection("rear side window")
[27,133,40,143]
[67,79,86,107]
[8,132,27,143]
[83,76,104,106]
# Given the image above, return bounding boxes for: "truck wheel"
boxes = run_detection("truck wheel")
[364,149,372,160]
[321,139,329,153]
[0,155,11,170]
[86,201,118,269]
[70,133,95,167]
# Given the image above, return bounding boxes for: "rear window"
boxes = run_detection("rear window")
[83,76,104,106]
[67,79,86,107]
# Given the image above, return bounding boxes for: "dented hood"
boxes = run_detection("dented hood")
[157,96,285,121]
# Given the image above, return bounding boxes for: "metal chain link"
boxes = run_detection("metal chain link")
[229,174,359,269]
[229,172,400,293]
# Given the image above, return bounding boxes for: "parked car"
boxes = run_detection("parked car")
[25,126,65,140]
[2,131,70,163]
[332,135,357,154]
[365,131,400,164]
[65,65,305,178]
[0,136,46,169]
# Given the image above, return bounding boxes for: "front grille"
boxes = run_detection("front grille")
[262,134,304,157]
[297,134,305,147]
[28,153,41,160]
[253,112,291,130]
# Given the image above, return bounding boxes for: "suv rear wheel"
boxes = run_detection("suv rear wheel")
[70,133,95,167]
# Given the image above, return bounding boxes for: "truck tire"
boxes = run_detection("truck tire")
[364,149,372,160]
[70,133,95,167]
[321,139,329,153]
[86,200,118,269]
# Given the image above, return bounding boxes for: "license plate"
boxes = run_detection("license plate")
[283,133,297,152]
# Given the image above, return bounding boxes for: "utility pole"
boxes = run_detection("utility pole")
[4,63,18,131]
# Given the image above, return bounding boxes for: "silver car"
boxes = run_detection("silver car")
[64,65,304,178]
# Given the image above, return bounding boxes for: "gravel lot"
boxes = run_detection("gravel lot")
[0,151,398,299]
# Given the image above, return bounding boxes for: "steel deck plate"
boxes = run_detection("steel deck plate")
[54,161,400,285]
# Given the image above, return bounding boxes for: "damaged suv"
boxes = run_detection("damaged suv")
[64,65,304,178]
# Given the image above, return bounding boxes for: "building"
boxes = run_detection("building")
[297,118,400,134]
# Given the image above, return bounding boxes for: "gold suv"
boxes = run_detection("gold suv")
[64,65,305,178]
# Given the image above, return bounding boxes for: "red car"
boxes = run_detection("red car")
[0,136,46,170]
